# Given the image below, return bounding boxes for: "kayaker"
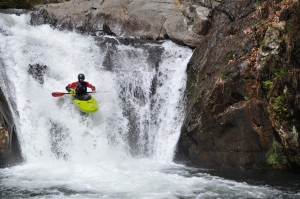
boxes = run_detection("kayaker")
[65,73,96,100]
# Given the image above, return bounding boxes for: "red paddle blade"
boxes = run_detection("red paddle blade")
[51,92,67,97]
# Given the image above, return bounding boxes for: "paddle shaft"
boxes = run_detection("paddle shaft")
[52,92,94,97]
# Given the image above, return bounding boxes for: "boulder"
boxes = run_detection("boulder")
[31,0,219,47]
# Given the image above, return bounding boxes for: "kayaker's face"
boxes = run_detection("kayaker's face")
[79,79,84,83]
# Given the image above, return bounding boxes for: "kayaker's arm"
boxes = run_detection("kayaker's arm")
[66,82,79,93]
[85,82,96,92]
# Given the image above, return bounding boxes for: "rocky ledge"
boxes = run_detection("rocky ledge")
[30,0,221,47]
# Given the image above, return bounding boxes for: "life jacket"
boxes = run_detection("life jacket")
[76,81,87,94]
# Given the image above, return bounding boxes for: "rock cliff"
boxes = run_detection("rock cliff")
[176,0,300,172]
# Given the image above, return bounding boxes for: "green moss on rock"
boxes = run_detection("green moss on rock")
[266,139,287,169]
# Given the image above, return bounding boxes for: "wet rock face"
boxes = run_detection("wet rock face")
[0,90,10,165]
[176,0,263,168]
[256,1,300,170]
[0,89,23,167]
[0,119,9,161]
[176,0,300,171]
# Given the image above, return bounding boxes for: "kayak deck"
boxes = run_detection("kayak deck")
[73,97,98,113]
[69,90,99,113]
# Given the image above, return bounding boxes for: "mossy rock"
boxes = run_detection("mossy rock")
[266,138,298,170]
[266,139,288,169]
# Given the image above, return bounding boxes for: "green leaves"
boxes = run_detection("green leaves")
[255,0,264,7]
[262,80,274,91]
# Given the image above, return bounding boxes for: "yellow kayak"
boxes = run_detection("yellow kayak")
[72,96,99,113]
[52,90,99,113]
[69,88,98,113]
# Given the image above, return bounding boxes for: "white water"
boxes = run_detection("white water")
[0,13,298,199]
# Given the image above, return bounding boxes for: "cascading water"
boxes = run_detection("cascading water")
[0,12,299,199]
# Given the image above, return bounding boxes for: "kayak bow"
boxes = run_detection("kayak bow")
[69,89,98,113]
[72,96,99,113]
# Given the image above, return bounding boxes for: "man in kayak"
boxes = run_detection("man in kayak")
[65,73,96,100]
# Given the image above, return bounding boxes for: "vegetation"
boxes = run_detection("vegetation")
[262,80,273,91]
[270,95,289,119]
[274,69,287,78]
[266,139,287,169]
[0,0,42,9]
[266,138,297,169]
[255,0,264,7]
[261,66,289,119]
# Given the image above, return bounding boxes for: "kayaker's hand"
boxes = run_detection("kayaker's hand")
[69,88,75,94]
[92,86,96,93]
[66,86,71,92]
